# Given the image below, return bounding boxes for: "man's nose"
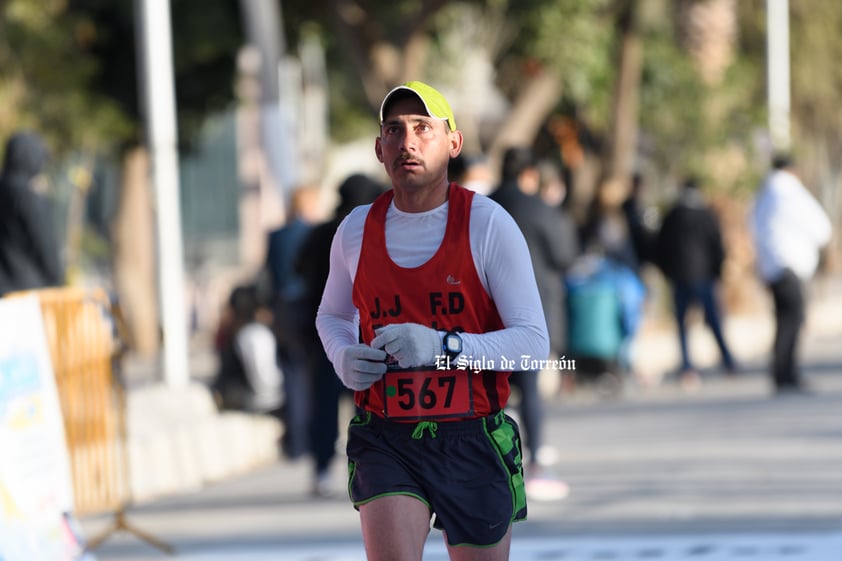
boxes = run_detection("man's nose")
[398,126,418,151]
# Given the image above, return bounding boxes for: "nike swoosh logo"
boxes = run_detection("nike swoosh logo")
[488,520,506,530]
[446,275,461,285]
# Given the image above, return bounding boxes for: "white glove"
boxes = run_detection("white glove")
[336,344,388,390]
[370,323,441,369]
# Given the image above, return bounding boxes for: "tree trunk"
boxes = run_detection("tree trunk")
[600,0,644,206]
[111,147,159,355]
[487,68,562,176]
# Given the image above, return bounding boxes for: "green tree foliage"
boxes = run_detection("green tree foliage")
[282,0,477,139]
[0,0,130,153]
[5,0,839,203]
[788,2,842,139]
[788,0,842,202]
[637,3,765,190]
[636,1,764,194]
[66,0,244,151]
[508,0,614,127]
[280,0,616,150]
[0,0,244,156]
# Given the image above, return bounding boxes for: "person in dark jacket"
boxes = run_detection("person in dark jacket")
[295,173,385,497]
[655,177,736,389]
[490,147,577,498]
[621,172,656,266]
[265,185,323,460]
[0,131,63,296]
[491,148,579,358]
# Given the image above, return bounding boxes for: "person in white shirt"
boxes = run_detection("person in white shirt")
[750,154,832,394]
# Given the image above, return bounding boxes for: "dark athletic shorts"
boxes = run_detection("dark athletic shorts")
[346,410,527,547]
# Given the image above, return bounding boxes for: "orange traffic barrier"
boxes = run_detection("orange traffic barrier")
[7,287,123,515]
[6,287,172,553]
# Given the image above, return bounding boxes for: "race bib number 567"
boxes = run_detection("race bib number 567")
[383,370,473,420]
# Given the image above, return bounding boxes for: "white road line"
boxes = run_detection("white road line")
[183,532,842,561]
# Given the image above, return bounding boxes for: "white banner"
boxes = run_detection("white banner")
[0,295,87,561]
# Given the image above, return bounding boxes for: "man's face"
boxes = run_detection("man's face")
[375,96,459,193]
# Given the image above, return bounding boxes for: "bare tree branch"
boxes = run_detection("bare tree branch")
[487,68,562,171]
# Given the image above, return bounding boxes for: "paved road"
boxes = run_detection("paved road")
[80,335,842,560]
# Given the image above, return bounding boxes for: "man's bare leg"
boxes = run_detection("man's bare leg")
[359,495,431,561]
[445,525,512,561]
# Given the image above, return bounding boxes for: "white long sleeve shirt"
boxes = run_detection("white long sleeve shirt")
[751,170,832,282]
[315,193,550,370]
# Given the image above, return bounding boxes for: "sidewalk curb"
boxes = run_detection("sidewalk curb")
[124,382,281,503]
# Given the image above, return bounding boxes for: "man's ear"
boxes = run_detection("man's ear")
[448,130,464,159]
[375,137,384,162]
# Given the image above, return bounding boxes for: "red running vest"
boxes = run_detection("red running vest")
[352,183,509,421]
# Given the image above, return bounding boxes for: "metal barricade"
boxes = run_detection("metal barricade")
[8,287,122,515]
[7,287,172,553]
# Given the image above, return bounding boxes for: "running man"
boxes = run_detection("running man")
[316,81,549,561]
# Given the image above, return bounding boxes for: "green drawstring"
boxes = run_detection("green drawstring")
[411,421,439,440]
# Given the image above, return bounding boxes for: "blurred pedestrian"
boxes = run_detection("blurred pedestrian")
[565,238,646,395]
[655,177,736,390]
[535,158,568,209]
[0,130,64,296]
[621,172,656,267]
[296,174,384,496]
[316,81,548,560]
[582,184,641,274]
[490,147,576,499]
[536,157,581,358]
[211,284,283,415]
[750,154,831,395]
[448,152,493,195]
[265,185,324,460]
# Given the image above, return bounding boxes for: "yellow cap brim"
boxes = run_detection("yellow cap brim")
[378,81,456,131]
